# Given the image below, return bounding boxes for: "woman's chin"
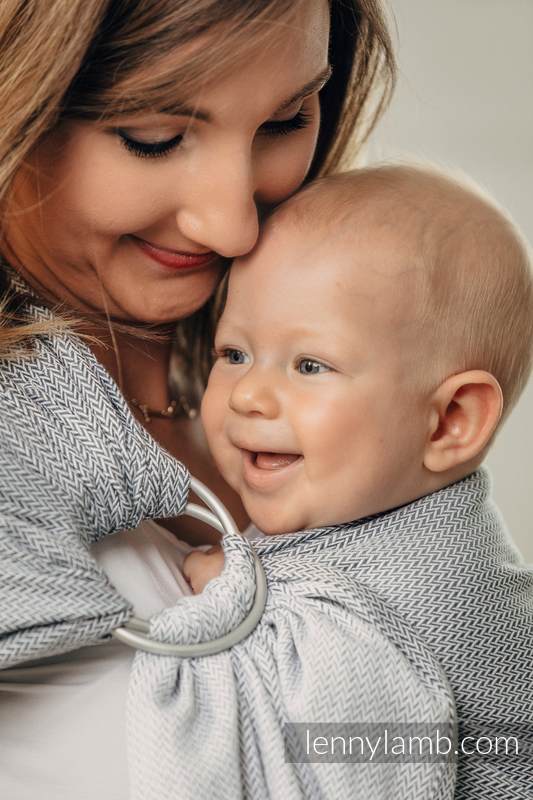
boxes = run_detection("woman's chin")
[105,280,221,325]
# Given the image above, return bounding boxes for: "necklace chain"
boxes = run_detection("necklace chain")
[129,396,198,423]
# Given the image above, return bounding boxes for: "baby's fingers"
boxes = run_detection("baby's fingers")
[183,546,225,594]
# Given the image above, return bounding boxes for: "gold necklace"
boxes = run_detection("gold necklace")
[129,396,198,423]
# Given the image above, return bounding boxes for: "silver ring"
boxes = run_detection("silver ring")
[112,476,267,656]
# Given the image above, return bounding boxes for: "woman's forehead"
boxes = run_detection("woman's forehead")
[101,0,330,117]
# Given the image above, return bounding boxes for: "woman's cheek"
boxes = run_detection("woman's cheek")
[47,127,167,238]
[255,110,321,203]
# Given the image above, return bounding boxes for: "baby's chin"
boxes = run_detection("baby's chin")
[251,519,294,536]
[241,498,316,537]
[242,493,363,536]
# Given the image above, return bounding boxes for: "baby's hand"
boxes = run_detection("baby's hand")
[183,545,225,594]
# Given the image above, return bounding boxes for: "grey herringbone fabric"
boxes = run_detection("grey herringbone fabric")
[1,279,531,799]
[127,470,532,800]
[0,298,190,666]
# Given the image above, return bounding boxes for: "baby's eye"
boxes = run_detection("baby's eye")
[296,358,330,375]
[218,348,249,365]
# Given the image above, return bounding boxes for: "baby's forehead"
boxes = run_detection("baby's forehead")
[251,169,505,303]
[261,198,425,291]
[231,164,515,335]
[230,208,424,336]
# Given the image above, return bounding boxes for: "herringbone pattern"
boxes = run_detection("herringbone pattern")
[0,288,190,667]
[1,273,531,799]
[126,476,532,799]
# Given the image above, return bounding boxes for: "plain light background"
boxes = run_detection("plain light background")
[365,0,532,561]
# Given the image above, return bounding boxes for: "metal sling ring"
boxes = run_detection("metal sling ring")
[112,475,268,656]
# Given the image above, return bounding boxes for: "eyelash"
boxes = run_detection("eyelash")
[214,348,247,365]
[260,110,313,138]
[118,131,183,159]
[117,110,314,159]
[296,358,330,375]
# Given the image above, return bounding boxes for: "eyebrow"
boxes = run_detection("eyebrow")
[277,65,333,111]
[160,65,333,121]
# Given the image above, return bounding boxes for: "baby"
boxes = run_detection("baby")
[185,163,532,576]
[182,165,533,797]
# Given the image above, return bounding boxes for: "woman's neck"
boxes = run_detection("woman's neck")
[89,327,174,410]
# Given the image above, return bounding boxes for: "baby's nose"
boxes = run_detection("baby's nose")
[229,372,279,418]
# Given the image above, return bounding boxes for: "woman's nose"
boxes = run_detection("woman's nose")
[176,147,260,258]
[229,369,279,419]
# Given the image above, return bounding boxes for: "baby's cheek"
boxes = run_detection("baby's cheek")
[200,388,232,481]
[200,381,221,443]
[216,442,242,494]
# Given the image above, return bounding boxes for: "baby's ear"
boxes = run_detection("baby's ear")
[423,370,503,473]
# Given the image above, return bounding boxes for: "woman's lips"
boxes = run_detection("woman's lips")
[130,235,216,271]
[241,449,303,491]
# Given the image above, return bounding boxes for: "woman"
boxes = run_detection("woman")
[0,0,394,797]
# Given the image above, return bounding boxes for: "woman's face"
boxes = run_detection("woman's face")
[8,0,330,323]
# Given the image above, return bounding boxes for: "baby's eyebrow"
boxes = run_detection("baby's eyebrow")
[159,65,333,121]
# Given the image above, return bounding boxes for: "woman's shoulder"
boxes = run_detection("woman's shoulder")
[0,314,109,397]
[0,312,189,543]
[0,266,112,398]
[0,324,130,475]
[0,276,134,443]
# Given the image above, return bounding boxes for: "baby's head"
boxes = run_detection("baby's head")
[202,165,533,534]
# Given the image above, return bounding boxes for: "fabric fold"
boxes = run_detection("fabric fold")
[0,293,190,666]
[126,469,532,800]
[150,532,257,646]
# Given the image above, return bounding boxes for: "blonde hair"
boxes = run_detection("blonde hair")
[272,164,533,421]
[0,0,396,406]
[416,171,533,420]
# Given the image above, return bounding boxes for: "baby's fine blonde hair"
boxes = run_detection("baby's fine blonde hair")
[276,164,533,422]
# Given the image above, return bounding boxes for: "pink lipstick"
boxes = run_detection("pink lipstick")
[131,235,215,271]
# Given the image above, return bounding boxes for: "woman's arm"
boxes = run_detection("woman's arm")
[0,326,190,666]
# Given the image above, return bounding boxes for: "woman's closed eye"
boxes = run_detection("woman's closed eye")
[117,129,184,159]
[259,109,313,138]
[116,101,316,160]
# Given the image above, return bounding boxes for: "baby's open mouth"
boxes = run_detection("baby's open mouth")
[240,448,303,491]
[250,451,302,470]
